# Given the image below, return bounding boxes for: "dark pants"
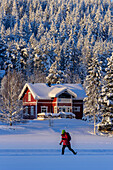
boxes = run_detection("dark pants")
[62,144,76,155]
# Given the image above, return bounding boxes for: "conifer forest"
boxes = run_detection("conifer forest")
[0,0,113,126]
[0,0,112,81]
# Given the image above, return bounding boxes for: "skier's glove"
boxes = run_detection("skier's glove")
[59,143,61,145]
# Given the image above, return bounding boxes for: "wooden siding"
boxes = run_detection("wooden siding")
[22,89,36,119]
[58,103,71,106]
[23,89,36,103]
[72,99,83,119]
[21,89,83,119]
[52,97,57,113]
[37,99,53,113]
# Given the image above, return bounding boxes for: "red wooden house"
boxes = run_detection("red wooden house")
[19,83,86,119]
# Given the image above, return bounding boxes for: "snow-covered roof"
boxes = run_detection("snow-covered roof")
[19,83,86,100]
[48,87,67,97]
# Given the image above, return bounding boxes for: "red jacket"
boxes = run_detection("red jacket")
[60,132,70,145]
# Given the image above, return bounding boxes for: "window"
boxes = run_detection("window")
[62,108,66,112]
[54,107,57,113]
[67,108,70,112]
[31,106,34,116]
[59,107,70,112]
[73,107,80,112]
[59,107,62,112]
[24,106,29,116]
[28,92,31,101]
[41,106,48,113]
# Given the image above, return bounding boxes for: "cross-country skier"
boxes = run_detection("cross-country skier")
[59,129,77,155]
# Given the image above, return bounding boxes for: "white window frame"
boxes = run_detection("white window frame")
[67,108,70,112]
[54,106,57,113]
[24,106,29,116]
[62,108,66,112]
[58,107,71,113]
[59,107,62,112]
[28,92,31,101]
[73,106,80,112]
[31,106,34,116]
[41,106,48,113]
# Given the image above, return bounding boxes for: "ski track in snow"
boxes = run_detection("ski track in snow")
[0,119,113,170]
[0,149,113,156]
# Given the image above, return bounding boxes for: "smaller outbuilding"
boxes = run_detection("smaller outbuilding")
[19,83,86,119]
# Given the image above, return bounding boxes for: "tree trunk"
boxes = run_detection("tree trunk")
[10,117,12,126]
[94,114,96,135]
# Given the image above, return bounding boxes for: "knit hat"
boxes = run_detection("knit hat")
[62,130,65,134]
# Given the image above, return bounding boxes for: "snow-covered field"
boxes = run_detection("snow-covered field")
[0,119,113,170]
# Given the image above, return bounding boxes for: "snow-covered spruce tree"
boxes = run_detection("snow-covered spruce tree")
[46,61,65,85]
[33,48,50,75]
[18,39,34,78]
[0,39,7,70]
[4,41,21,72]
[84,55,102,134]
[98,54,113,131]
[19,13,32,42]
[0,0,112,84]
[0,70,25,126]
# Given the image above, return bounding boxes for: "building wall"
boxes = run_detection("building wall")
[23,105,36,119]
[23,89,37,119]
[37,99,53,113]
[72,99,83,119]
[22,89,83,119]
[23,89,36,103]
[52,97,57,113]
